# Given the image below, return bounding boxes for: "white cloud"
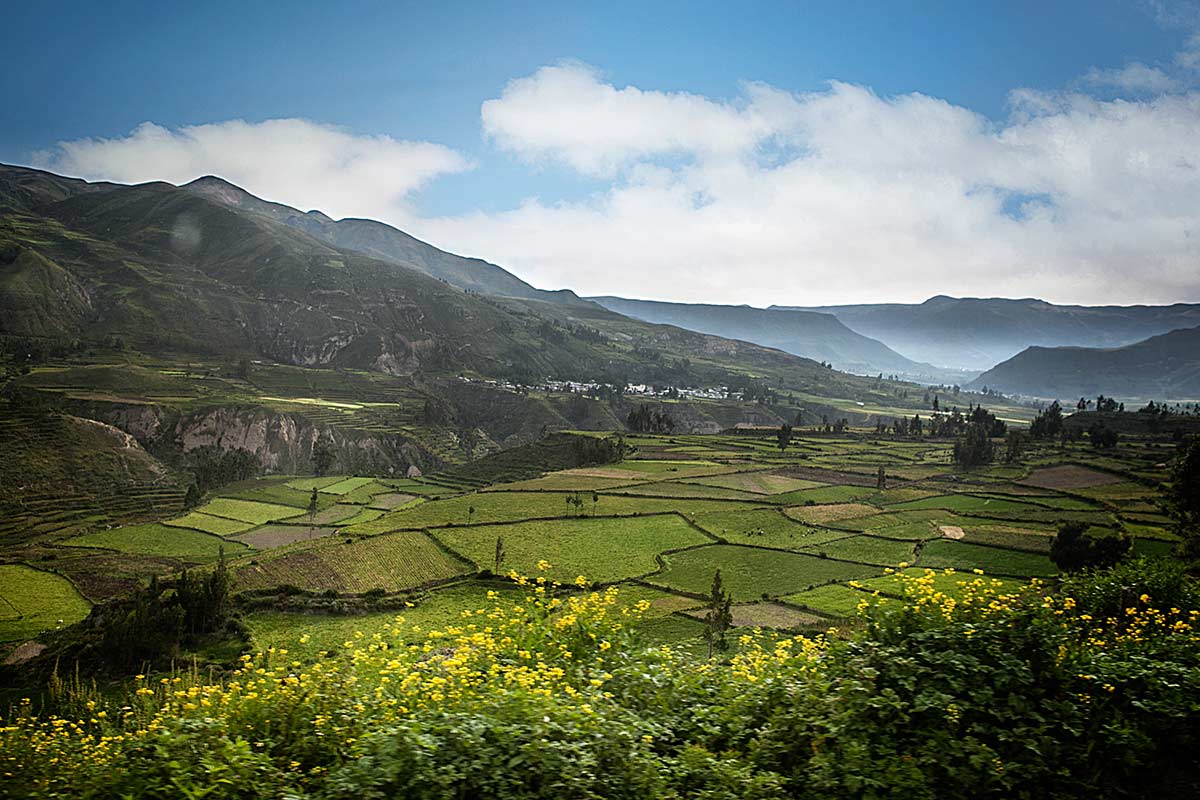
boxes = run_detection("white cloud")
[416,64,1200,306]
[33,64,1200,307]
[1084,62,1179,93]
[480,62,804,174]
[36,118,470,221]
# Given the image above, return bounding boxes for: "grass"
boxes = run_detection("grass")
[682,602,828,629]
[431,515,709,584]
[284,477,346,492]
[770,485,878,505]
[785,503,882,525]
[234,525,338,550]
[0,564,91,642]
[647,545,881,601]
[246,581,516,663]
[198,498,306,525]
[62,524,248,560]
[235,531,470,593]
[802,535,919,566]
[855,567,1027,598]
[916,540,1059,578]
[163,513,256,536]
[692,508,849,549]
[613,481,763,501]
[684,472,823,495]
[226,484,328,509]
[782,583,884,617]
[344,492,758,535]
[319,477,379,496]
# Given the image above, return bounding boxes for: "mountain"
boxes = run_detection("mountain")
[0,164,925,408]
[183,175,579,303]
[776,295,1200,372]
[969,326,1200,400]
[588,296,960,381]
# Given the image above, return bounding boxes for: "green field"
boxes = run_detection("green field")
[63,523,248,560]
[235,530,470,593]
[197,498,306,525]
[0,565,92,642]
[647,544,881,601]
[431,514,710,584]
[782,583,885,617]
[692,508,849,549]
[915,540,1058,577]
[165,512,255,535]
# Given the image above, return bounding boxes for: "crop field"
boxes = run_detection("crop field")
[164,512,255,535]
[234,531,470,593]
[692,508,849,549]
[431,515,709,584]
[647,544,882,601]
[915,540,1058,577]
[4,424,1184,659]
[234,525,339,550]
[782,583,885,617]
[63,523,248,560]
[684,471,822,495]
[802,534,919,566]
[0,565,92,642]
[197,498,306,525]
[785,503,883,525]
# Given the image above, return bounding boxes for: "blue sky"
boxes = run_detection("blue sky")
[3,1,1199,305]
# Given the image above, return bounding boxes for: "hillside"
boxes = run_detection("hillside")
[183,175,578,303]
[778,295,1200,372]
[969,326,1200,400]
[590,295,956,380]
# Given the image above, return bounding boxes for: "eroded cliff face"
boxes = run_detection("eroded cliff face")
[68,401,439,476]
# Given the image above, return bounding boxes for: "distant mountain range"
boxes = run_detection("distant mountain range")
[589,296,961,382]
[776,295,1200,372]
[969,326,1200,400]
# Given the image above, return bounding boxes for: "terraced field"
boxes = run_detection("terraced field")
[0,565,92,642]
[4,427,1184,657]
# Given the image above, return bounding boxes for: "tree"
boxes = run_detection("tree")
[1029,401,1065,439]
[777,423,793,452]
[307,487,319,523]
[493,536,506,574]
[952,422,994,467]
[1088,423,1119,449]
[876,465,886,490]
[1004,430,1025,463]
[1050,521,1131,572]
[1164,435,1200,558]
[703,570,734,659]
[468,505,476,525]
[183,482,201,510]
[312,434,335,477]
[592,492,599,517]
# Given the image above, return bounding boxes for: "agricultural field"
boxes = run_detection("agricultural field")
[0,565,92,642]
[1,426,1186,661]
[62,523,248,560]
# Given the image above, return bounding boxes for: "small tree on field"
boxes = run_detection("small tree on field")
[468,505,476,525]
[777,423,793,452]
[953,421,994,467]
[876,465,886,490]
[592,492,599,517]
[1005,430,1025,463]
[183,482,201,510]
[703,570,734,659]
[307,487,319,523]
[1050,521,1131,572]
[493,536,506,574]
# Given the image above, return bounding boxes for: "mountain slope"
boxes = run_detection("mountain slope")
[589,296,955,380]
[969,326,1200,399]
[778,295,1200,371]
[182,175,579,303]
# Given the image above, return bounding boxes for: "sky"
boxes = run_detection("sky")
[3,0,1200,306]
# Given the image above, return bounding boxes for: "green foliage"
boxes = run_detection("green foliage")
[312,434,336,477]
[1165,435,1200,558]
[0,565,91,642]
[1049,521,1131,572]
[952,421,995,467]
[1030,400,1065,439]
[703,570,734,658]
